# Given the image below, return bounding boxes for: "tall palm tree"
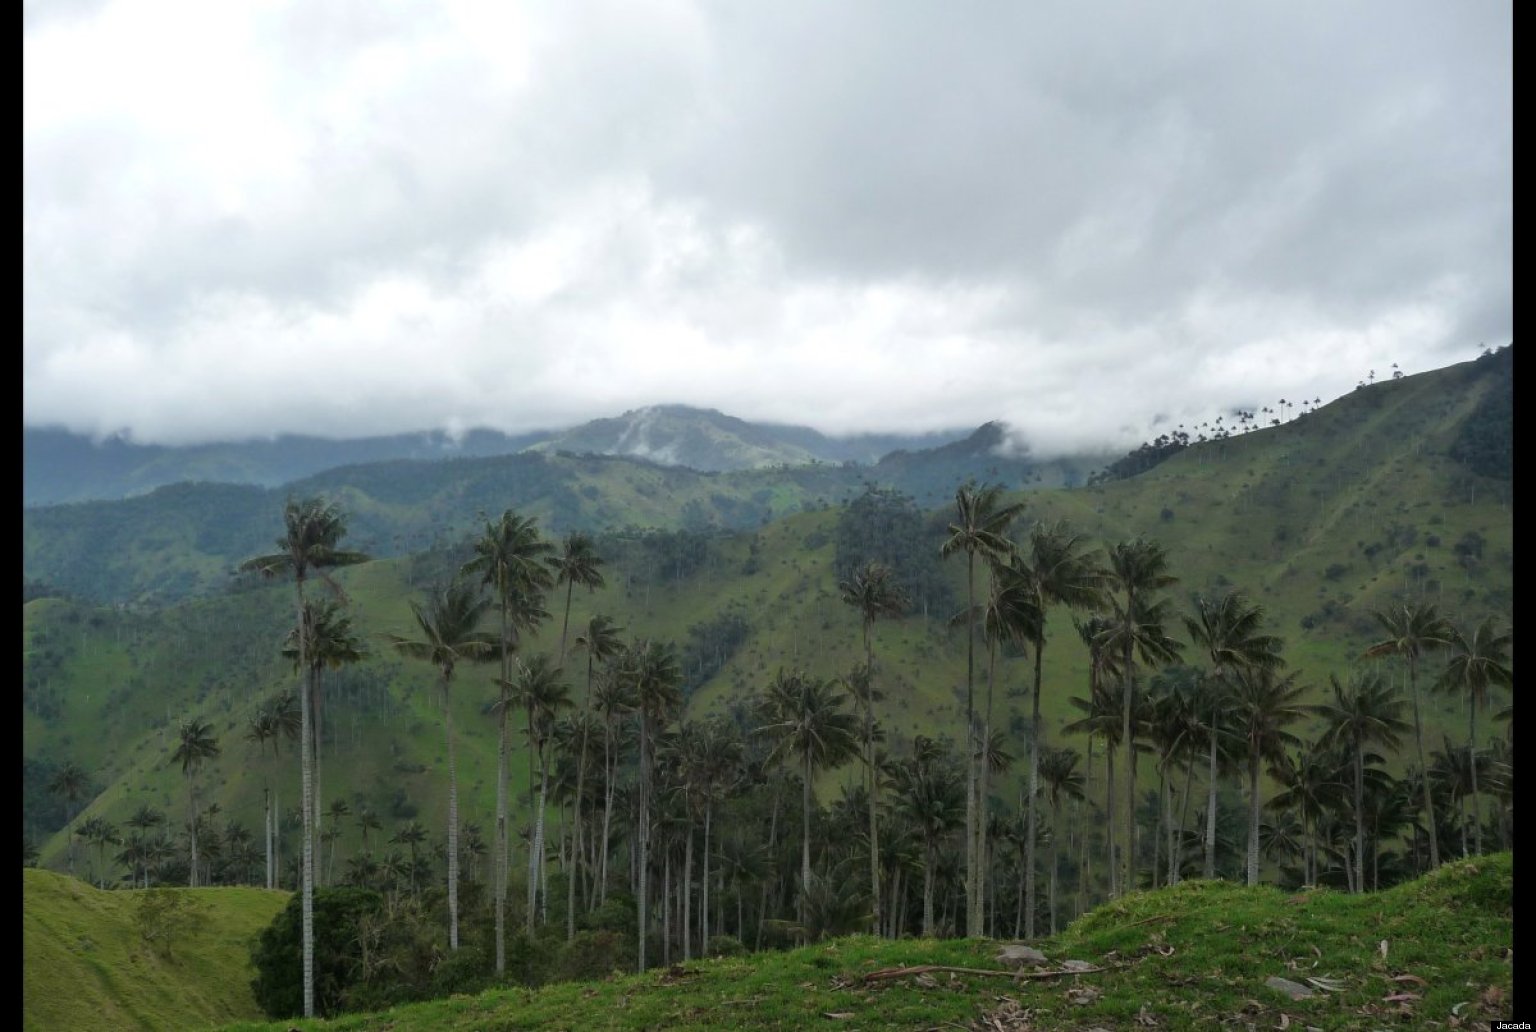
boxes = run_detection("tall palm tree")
[757,671,861,932]
[941,481,1024,935]
[1183,592,1284,880]
[283,600,365,887]
[1267,741,1342,888]
[1066,615,1120,899]
[1038,745,1084,933]
[838,560,908,938]
[892,755,965,937]
[170,718,220,887]
[47,761,89,876]
[1436,619,1512,856]
[1364,603,1454,868]
[1316,672,1408,892]
[78,816,119,889]
[461,509,553,975]
[240,496,367,1020]
[548,532,606,665]
[1015,521,1103,934]
[506,653,572,932]
[1229,668,1307,885]
[570,614,625,931]
[629,640,683,972]
[389,578,497,950]
[1103,540,1179,894]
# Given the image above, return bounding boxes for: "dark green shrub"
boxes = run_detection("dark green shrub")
[250,886,383,1019]
[556,930,634,981]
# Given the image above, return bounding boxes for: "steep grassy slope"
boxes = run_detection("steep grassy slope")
[215,854,1512,1032]
[22,869,289,1032]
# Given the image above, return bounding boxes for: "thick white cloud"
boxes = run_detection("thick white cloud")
[23,0,1511,452]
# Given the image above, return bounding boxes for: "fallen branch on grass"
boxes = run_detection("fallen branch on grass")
[860,962,1122,985]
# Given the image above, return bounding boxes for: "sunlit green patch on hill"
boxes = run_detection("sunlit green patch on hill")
[217,854,1510,1032]
[23,868,289,1032]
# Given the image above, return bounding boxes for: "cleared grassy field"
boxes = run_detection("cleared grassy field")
[23,868,289,1032]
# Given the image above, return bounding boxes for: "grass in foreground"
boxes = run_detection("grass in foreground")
[23,868,289,1032]
[221,854,1511,1032]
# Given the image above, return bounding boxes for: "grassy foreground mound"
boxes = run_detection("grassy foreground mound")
[23,868,289,1032]
[221,854,1511,1032]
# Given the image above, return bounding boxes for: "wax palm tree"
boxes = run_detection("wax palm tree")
[78,816,119,889]
[240,496,367,1019]
[941,481,1024,935]
[355,807,382,855]
[685,718,742,956]
[629,640,683,971]
[568,614,624,934]
[1436,619,1512,856]
[170,718,220,887]
[506,653,572,932]
[390,821,428,895]
[1097,581,1182,892]
[838,560,908,938]
[389,578,497,950]
[284,599,365,887]
[892,759,965,937]
[1015,520,1103,934]
[757,671,861,932]
[461,509,553,974]
[968,558,1036,934]
[1315,672,1407,892]
[1066,615,1121,898]
[549,532,606,665]
[1268,741,1344,888]
[593,657,635,905]
[1183,592,1284,879]
[1229,667,1307,885]
[1038,745,1084,933]
[47,761,89,876]
[1364,603,1455,868]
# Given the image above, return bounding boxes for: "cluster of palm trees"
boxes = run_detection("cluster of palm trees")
[40,487,1510,1021]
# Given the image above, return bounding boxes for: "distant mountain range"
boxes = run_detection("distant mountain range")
[22,406,973,507]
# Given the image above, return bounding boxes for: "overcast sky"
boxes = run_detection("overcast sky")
[23,0,1511,455]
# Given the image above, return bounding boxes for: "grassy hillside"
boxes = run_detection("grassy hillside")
[214,854,1512,1032]
[22,868,289,1032]
[23,354,1513,881]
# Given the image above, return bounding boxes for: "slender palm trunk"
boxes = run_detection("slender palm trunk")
[863,621,881,940]
[1049,800,1061,935]
[494,605,510,975]
[446,676,461,950]
[1174,758,1195,886]
[313,680,324,887]
[600,716,615,905]
[922,842,936,937]
[1468,703,1483,856]
[801,751,812,930]
[682,824,694,960]
[976,639,996,937]
[1353,740,1365,894]
[298,588,315,1019]
[702,804,712,957]
[1204,702,1219,880]
[1025,638,1043,937]
[187,776,198,889]
[638,716,650,972]
[265,787,273,890]
[1408,657,1440,869]
[533,742,551,929]
[1106,737,1118,898]
[1121,637,1136,896]
[964,554,979,936]
[1246,746,1261,886]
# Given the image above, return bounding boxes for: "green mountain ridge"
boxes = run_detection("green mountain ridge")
[22,351,1512,886]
